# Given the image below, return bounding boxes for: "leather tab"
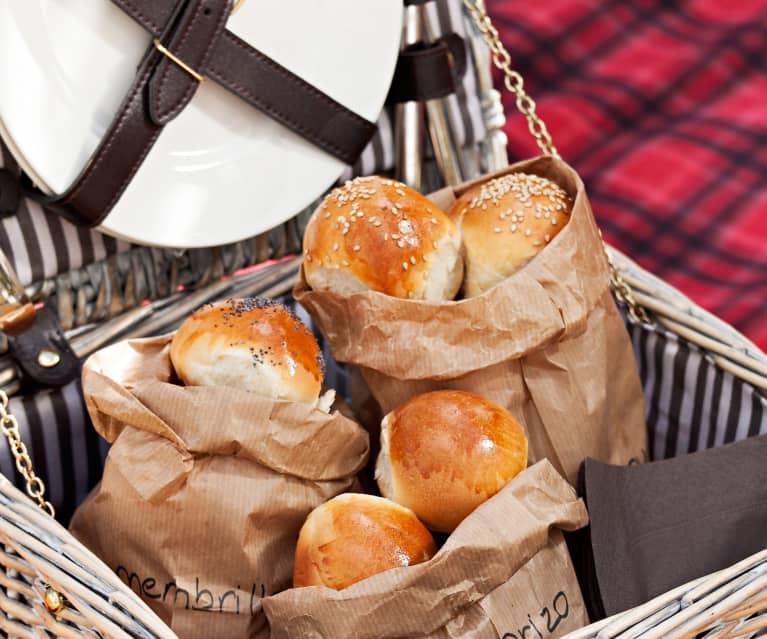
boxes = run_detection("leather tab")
[148,0,232,125]
[386,34,468,104]
[7,306,81,390]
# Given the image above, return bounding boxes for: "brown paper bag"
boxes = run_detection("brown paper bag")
[295,156,648,484]
[69,334,369,639]
[263,460,589,639]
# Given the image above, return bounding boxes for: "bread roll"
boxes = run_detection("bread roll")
[170,298,323,404]
[447,172,573,297]
[303,176,463,300]
[376,390,528,533]
[293,493,436,590]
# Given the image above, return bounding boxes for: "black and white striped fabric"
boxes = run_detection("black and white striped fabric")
[626,314,767,461]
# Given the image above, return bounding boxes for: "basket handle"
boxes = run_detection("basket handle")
[464,0,649,324]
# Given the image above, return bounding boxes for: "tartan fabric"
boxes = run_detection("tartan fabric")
[488,0,767,350]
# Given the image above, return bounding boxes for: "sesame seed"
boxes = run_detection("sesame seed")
[511,224,517,232]
[332,242,339,251]
[533,240,542,246]
[525,229,532,237]
[402,262,409,270]
[410,255,416,264]
[342,260,350,267]
[431,218,438,225]
[432,240,438,248]
[397,239,405,248]
[353,245,361,252]
[305,254,312,262]
[494,227,502,233]
[544,234,551,242]
[391,233,400,240]
[552,218,558,225]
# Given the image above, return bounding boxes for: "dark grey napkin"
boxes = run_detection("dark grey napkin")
[583,434,767,616]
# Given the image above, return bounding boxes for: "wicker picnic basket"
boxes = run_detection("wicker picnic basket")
[1,241,767,639]
[1,1,766,637]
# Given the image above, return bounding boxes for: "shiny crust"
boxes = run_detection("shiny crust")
[169,298,323,403]
[448,172,573,297]
[293,493,437,590]
[376,390,528,533]
[303,176,463,300]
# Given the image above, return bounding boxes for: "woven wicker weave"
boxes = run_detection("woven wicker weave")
[0,472,177,639]
[562,550,767,639]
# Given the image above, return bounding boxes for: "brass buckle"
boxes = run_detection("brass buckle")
[152,1,244,82]
[152,39,204,83]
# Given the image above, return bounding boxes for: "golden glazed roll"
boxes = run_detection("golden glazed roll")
[376,390,528,533]
[447,172,573,297]
[169,298,324,404]
[303,176,463,300]
[293,493,437,590]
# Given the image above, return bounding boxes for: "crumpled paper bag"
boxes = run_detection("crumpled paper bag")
[263,460,589,638]
[295,156,648,483]
[70,334,369,639]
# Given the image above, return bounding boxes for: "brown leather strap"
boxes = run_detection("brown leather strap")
[26,0,378,227]
[115,0,377,165]
[27,0,232,227]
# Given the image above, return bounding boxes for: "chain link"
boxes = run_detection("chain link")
[603,245,651,324]
[463,0,559,158]
[0,390,55,517]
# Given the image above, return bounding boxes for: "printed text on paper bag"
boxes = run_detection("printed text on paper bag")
[116,566,267,614]
[502,591,570,639]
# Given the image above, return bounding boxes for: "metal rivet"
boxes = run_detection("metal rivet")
[43,587,64,613]
[37,348,61,368]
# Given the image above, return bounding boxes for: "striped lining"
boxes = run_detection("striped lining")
[626,312,767,461]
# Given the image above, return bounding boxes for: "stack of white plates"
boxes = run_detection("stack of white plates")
[0,1,402,247]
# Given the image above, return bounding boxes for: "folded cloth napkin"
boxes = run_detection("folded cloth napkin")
[581,434,767,616]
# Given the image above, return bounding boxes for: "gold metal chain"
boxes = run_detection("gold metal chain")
[0,390,55,517]
[463,0,559,158]
[464,0,650,323]
[604,244,651,324]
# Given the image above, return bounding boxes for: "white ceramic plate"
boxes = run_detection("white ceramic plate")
[0,1,402,247]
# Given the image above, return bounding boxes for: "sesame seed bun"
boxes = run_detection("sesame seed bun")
[447,172,573,297]
[293,493,437,590]
[376,390,528,533]
[169,298,324,404]
[303,176,463,300]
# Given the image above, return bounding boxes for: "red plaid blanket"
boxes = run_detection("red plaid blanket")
[489,0,767,350]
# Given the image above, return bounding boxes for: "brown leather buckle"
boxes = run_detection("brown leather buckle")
[152,38,204,83]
